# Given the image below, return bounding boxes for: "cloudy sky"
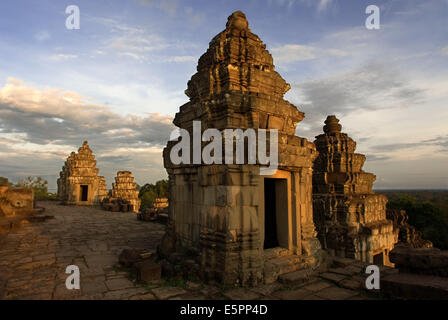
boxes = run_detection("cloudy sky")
[1,0,447,191]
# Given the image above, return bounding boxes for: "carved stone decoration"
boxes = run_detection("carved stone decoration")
[160,11,322,286]
[0,185,34,218]
[57,141,108,205]
[386,209,433,248]
[313,115,398,266]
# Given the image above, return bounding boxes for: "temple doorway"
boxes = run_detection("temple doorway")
[264,178,288,249]
[80,185,88,202]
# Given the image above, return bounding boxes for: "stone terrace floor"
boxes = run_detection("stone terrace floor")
[0,201,385,300]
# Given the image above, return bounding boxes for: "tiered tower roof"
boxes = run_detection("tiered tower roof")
[111,171,140,212]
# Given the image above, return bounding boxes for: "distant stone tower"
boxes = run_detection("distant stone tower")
[161,11,322,286]
[57,141,108,205]
[110,171,141,213]
[313,116,398,266]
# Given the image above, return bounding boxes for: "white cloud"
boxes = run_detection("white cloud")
[0,77,175,189]
[271,45,317,62]
[107,34,167,53]
[88,16,197,64]
[47,54,78,61]
[163,55,196,63]
[271,44,348,63]
[0,77,174,146]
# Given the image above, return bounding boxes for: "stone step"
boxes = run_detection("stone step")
[264,254,305,284]
[330,256,357,268]
[320,271,348,284]
[269,255,303,274]
[382,272,448,300]
[263,247,291,260]
[278,268,317,285]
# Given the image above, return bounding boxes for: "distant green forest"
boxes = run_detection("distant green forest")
[377,190,448,250]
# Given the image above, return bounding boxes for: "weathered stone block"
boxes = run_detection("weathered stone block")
[137,260,162,283]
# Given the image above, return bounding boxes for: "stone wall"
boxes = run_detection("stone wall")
[313,116,398,266]
[57,141,108,205]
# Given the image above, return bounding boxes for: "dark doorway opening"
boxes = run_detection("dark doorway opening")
[264,178,288,249]
[373,252,384,266]
[80,185,88,202]
[264,178,278,249]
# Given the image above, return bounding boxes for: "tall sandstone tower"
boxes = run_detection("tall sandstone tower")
[161,11,323,286]
[313,116,398,266]
[57,141,108,206]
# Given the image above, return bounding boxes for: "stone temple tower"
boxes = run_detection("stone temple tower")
[111,171,141,213]
[57,141,108,206]
[160,11,323,286]
[313,116,398,266]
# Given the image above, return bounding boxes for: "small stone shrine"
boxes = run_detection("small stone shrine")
[57,141,108,205]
